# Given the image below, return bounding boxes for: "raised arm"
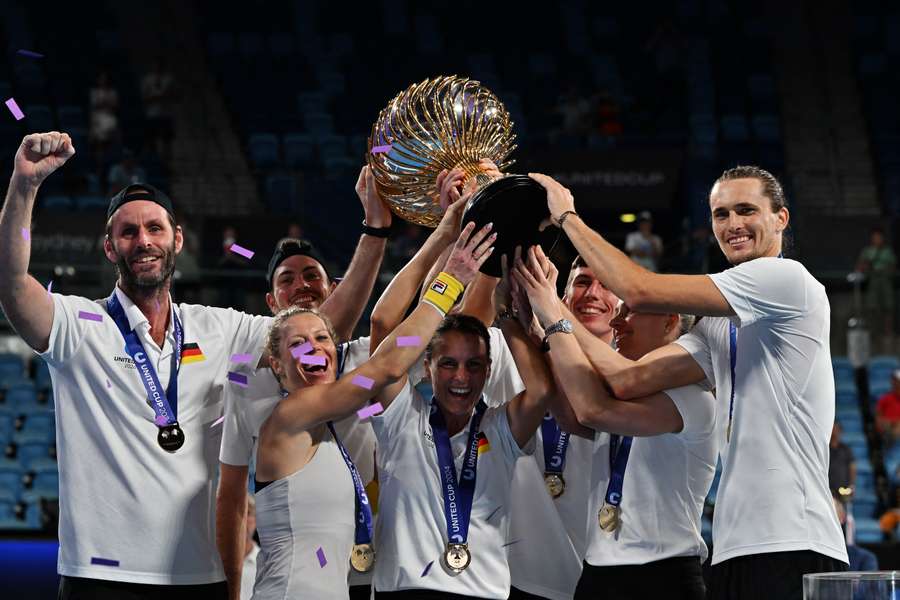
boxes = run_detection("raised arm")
[269,221,495,434]
[0,132,75,352]
[513,248,684,436]
[319,166,390,341]
[530,173,733,316]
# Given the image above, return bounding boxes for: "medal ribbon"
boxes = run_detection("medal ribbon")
[327,421,374,545]
[107,292,183,425]
[430,397,488,546]
[726,322,737,442]
[541,412,570,476]
[604,434,633,508]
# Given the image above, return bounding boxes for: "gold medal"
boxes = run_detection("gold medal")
[598,503,620,532]
[349,543,375,573]
[544,472,566,499]
[443,542,471,573]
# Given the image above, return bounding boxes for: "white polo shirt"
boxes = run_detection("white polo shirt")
[583,384,718,566]
[675,257,848,565]
[41,288,271,584]
[372,381,529,599]
[507,429,594,599]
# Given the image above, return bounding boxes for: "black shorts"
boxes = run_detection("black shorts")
[708,550,849,600]
[574,556,705,600]
[58,576,227,600]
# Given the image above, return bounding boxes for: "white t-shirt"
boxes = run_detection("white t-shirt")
[372,382,529,599]
[584,384,718,566]
[41,288,271,584]
[675,257,848,565]
[507,427,594,599]
[240,543,260,600]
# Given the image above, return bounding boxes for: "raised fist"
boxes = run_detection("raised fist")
[14,132,76,188]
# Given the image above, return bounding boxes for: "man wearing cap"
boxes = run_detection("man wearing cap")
[216,167,392,600]
[624,210,663,272]
[1,131,264,599]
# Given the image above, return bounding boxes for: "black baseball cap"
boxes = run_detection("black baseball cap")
[107,183,175,220]
[266,238,329,287]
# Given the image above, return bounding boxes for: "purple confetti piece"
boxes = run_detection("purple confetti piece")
[154,415,168,426]
[16,49,44,58]
[21,227,29,241]
[371,144,392,154]
[290,342,313,359]
[299,354,326,366]
[397,336,421,347]
[229,243,254,260]
[230,353,253,363]
[357,402,384,420]
[47,280,52,296]
[77,310,103,322]
[210,415,225,428]
[316,547,327,567]
[421,561,434,577]
[5,98,24,121]
[90,556,119,567]
[106,378,111,388]
[351,375,375,390]
[227,372,249,387]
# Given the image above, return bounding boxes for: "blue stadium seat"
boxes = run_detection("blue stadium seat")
[854,517,883,543]
[869,356,899,384]
[40,194,74,210]
[17,442,52,467]
[283,133,315,168]
[853,491,878,519]
[247,134,280,167]
[0,354,24,383]
[57,105,85,130]
[19,414,53,439]
[33,359,51,392]
[720,115,750,142]
[318,134,348,160]
[75,195,109,211]
[297,92,327,114]
[6,382,37,409]
[751,115,781,143]
[304,113,334,136]
[0,467,21,500]
[265,174,297,213]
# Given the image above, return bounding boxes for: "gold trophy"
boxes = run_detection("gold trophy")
[367,75,550,276]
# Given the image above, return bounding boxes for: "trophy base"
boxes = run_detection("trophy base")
[462,175,552,277]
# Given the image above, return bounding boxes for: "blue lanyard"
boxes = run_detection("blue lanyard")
[541,413,570,475]
[604,434,633,507]
[430,398,488,545]
[726,323,737,442]
[106,292,182,424]
[327,421,374,545]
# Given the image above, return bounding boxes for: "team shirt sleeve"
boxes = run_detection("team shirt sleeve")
[371,379,417,445]
[661,384,717,442]
[673,320,716,389]
[208,308,273,364]
[483,327,525,408]
[38,293,100,365]
[708,257,809,328]
[219,385,253,466]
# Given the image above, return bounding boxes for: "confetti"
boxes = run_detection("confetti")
[486,505,502,521]
[230,353,254,363]
[16,49,44,58]
[371,144,392,154]
[77,310,103,322]
[47,281,52,296]
[210,415,225,428]
[5,98,24,121]
[299,354,326,366]
[90,557,119,567]
[105,379,111,388]
[21,227,29,241]
[351,375,375,390]
[229,243,254,260]
[227,372,249,387]
[154,415,168,426]
[357,402,384,420]
[397,336,421,347]
[290,342,313,359]
[316,547,327,567]
[502,539,522,548]
[421,561,434,577]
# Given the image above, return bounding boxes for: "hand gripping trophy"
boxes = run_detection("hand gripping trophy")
[367,75,551,276]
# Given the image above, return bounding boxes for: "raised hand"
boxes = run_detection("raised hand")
[528,172,575,226]
[356,165,392,228]
[14,132,76,188]
[436,167,467,211]
[443,221,496,286]
[512,246,563,329]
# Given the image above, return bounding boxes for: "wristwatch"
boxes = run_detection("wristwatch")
[541,318,573,352]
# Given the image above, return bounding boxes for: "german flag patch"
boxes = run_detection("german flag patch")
[476,432,491,455]
[181,342,206,364]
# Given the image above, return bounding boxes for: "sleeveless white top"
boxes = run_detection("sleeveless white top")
[252,428,356,600]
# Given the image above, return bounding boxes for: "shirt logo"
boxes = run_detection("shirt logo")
[181,342,206,364]
[114,355,136,370]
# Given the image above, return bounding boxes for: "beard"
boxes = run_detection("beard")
[115,242,177,291]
